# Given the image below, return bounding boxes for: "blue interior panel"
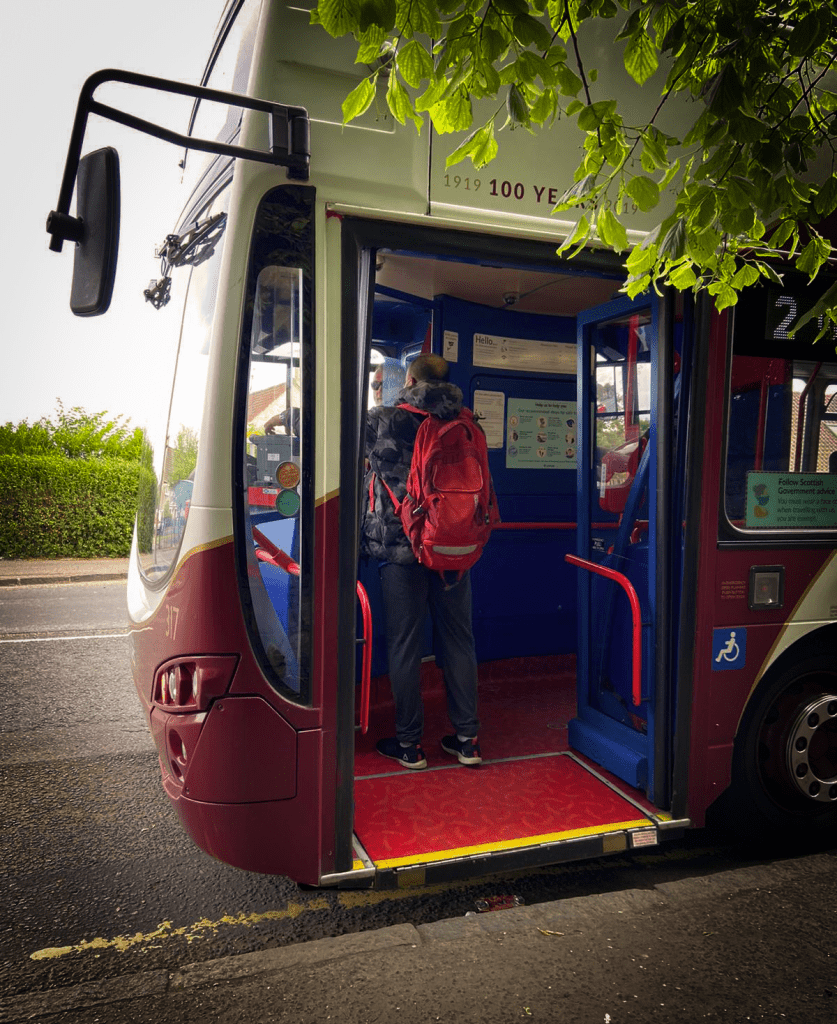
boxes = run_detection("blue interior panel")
[435,294,579,660]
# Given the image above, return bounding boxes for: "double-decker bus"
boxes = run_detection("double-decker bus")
[48,0,837,888]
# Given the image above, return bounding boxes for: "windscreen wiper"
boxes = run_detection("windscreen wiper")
[144,212,227,308]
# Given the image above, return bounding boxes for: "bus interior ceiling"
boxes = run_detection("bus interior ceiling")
[352,250,660,871]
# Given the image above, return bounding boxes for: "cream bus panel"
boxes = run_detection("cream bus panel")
[256,3,429,214]
[761,552,837,677]
[424,19,696,231]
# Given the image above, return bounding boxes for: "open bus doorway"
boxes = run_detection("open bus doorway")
[348,238,683,885]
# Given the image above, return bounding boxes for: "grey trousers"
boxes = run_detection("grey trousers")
[379,561,479,744]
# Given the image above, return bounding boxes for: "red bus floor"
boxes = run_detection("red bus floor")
[352,657,659,871]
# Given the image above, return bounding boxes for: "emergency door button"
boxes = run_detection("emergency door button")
[749,566,784,610]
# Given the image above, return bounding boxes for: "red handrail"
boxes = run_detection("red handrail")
[355,580,373,734]
[254,526,299,575]
[565,553,643,707]
[253,527,373,733]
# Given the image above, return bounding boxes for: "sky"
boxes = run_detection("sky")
[2,1,228,431]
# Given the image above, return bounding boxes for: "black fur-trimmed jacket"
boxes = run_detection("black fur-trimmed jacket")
[361,380,464,564]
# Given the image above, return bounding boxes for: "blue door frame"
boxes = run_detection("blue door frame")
[570,292,663,799]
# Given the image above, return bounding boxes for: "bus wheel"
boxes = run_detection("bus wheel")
[730,655,837,840]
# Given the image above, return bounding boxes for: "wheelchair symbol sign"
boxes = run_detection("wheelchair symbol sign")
[712,628,746,670]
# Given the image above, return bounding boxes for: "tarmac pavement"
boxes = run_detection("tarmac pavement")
[2,852,836,1023]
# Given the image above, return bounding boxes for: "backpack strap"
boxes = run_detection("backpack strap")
[374,473,403,516]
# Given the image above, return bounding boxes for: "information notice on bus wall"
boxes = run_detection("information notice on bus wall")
[746,472,837,529]
[507,398,577,469]
[472,390,505,449]
[473,333,576,374]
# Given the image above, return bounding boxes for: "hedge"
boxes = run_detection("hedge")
[0,454,155,559]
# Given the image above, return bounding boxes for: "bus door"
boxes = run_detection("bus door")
[570,292,674,807]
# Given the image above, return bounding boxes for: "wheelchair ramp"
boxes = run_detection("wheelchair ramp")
[353,752,653,872]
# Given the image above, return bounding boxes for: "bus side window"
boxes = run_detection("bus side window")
[237,185,314,703]
[724,356,837,530]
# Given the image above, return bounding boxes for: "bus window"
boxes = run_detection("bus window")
[369,354,404,408]
[186,0,259,161]
[595,316,651,514]
[137,183,230,582]
[725,356,837,530]
[237,186,314,702]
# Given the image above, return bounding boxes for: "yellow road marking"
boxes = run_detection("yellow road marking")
[29,899,330,961]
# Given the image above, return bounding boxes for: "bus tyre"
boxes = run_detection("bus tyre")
[729,654,837,842]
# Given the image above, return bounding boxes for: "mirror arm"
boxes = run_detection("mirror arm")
[46,68,310,252]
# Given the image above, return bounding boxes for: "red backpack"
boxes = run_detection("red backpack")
[382,405,500,579]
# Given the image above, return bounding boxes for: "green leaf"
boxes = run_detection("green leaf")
[430,86,472,134]
[815,176,837,218]
[625,273,652,299]
[342,76,375,122]
[729,112,765,143]
[577,100,617,131]
[731,264,760,289]
[483,27,510,62]
[788,280,837,339]
[554,63,583,97]
[494,0,528,16]
[769,220,796,251]
[626,244,656,275]
[387,73,422,129]
[416,75,448,112]
[513,14,553,49]
[478,59,501,95]
[659,217,687,261]
[359,0,395,32]
[615,8,644,42]
[398,40,433,88]
[519,51,558,87]
[554,172,598,210]
[507,83,529,126]
[556,213,591,256]
[626,176,660,212]
[355,24,386,62]
[669,262,697,289]
[755,140,783,175]
[446,120,499,169]
[318,0,361,37]
[704,64,744,118]
[401,0,441,37]
[796,236,831,280]
[755,262,784,286]
[787,11,827,57]
[598,208,629,251]
[640,129,669,171]
[708,282,738,311]
[689,227,720,262]
[530,88,557,124]
[693,190,716,230]
[623,30,658,85]
[660,13,686,53]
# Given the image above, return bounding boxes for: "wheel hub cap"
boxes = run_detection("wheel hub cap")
[786,694,837,803]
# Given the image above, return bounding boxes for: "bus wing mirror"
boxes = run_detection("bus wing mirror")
[46,147,121,317]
